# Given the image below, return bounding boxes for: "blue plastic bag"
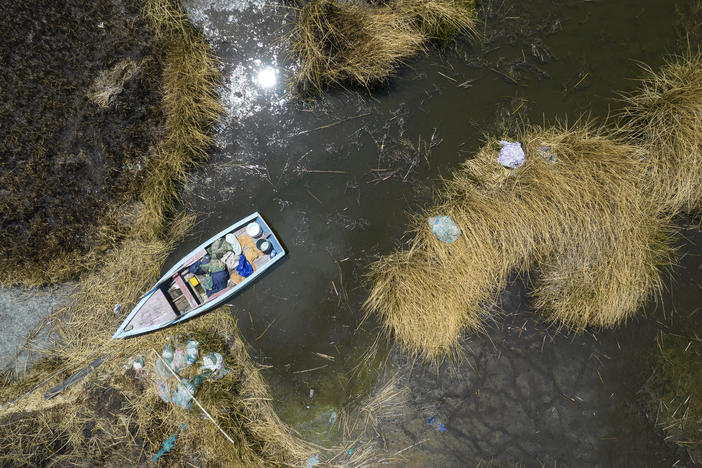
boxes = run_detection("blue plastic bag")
[236,254,253,278]
[428,216,461,244]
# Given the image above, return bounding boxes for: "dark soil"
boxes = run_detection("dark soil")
[0,383,149,467]
[0,0,164,271]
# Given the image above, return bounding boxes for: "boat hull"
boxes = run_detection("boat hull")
[112,212,285,338]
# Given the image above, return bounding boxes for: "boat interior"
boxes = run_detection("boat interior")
[122,218,280,333]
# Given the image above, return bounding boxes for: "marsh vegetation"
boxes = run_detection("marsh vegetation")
[366,52,702,362]
[289,0,477,93]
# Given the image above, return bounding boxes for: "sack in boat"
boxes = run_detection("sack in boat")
[200,274,213,292]
[208,237,233,259]
[238,234,263,264]
[201,258,226,273]
[236,254,253,278]
[230,272,245,285]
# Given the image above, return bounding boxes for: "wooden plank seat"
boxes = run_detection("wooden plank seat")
[173,274,199,309]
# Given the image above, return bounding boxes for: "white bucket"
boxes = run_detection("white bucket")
[246,222,262,238]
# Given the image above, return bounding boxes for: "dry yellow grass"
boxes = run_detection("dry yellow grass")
[366,123,676,360]
[289,0,477,93]
[140,0,223,236]
[619,51,702,214]
[0,311,317,467]
[88,58,140,108]
[532,211,674,330]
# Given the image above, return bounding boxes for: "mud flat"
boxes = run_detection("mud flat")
[0,0,164,286]
[0,286,70,374]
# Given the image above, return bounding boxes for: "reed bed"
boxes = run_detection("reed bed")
[619,51,702,214]
[366,123,676,361]
[289,0,477,93]
[141,0,223,235]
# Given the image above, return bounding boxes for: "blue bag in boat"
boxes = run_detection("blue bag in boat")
[236,254,253,278]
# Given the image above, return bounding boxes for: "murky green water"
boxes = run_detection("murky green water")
[168,0,698,464]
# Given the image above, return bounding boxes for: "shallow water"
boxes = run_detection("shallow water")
[171,0,697,464]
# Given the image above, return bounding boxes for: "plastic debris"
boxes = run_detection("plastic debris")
[170,340,200,374]
[170,374,208,410]
[428,216,461,244]
[132,354,144,371]
[152,423,187,461]
[347,447,354,455]
[305,455,321,468]
[537,144,557,163]
[328,410,337,425]
[113,303,121,314]
[184,340,199,366]
[156,378,171,403]
[427,416,447,432]
[162,343,175,365]
[497,140,525,168]
[151,339,227,408]
[199,352,230,380]
[153,434,177,461]
[130,354,147,378]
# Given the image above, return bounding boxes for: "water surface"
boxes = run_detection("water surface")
[171,0,696,464]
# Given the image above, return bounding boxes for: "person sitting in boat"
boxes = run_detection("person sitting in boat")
[189,255,229,297]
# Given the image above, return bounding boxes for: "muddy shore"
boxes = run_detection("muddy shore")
[0,0,163,282]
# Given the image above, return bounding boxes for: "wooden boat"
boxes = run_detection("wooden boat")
[112,212,285,338]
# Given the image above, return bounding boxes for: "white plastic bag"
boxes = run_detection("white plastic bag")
[497,140,525,168]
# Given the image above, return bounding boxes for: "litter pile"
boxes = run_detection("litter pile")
[148,338,229,409]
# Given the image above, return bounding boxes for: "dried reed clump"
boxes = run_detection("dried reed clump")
[289,0,422,93]
[395,0,477,42]
[366,123,675,360]
[531,211,674,330]
[140,0,223,236]
[289,0,476,93]
[619,51,702,213]
[88,58,140,108]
